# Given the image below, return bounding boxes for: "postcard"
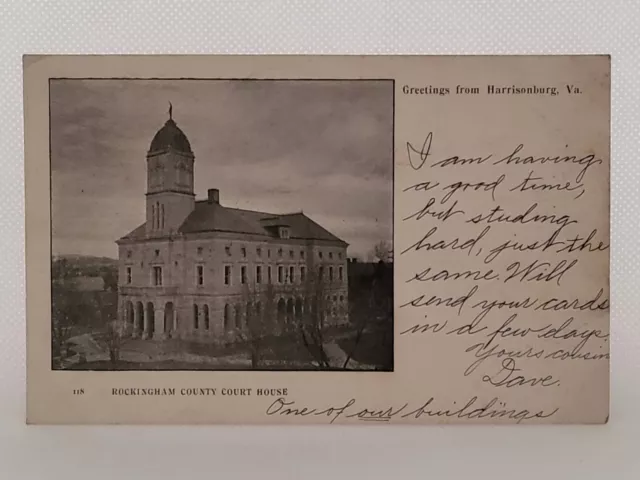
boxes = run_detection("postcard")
[24,55,610,424]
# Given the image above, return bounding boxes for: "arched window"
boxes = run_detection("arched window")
[235,304,242,329]
[224,304,231,331]
[204,305,210,330]
[193,304,199,330]
[245,302,253,327]
[176,163,181,185]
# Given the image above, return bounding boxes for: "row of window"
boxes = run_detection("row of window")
[125,264,345,287]
[223,264,343,286]
[126,247,344,261]
[191,296,346,332]
[221,246,343,260]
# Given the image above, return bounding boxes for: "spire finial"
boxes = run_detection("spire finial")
[168,102,173,120]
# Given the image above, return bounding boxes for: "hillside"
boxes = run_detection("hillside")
[52,254,118,292]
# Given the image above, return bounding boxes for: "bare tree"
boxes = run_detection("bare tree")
[372,240,393,263]
[237,282,276,368]
[51,290,80,367]
[95,292,130,367]
[51,258,81,367]
[297,270,333,369]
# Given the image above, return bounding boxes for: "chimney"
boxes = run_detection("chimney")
[207,188,220,204]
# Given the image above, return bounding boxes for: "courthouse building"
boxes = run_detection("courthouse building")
[116,111,349,341]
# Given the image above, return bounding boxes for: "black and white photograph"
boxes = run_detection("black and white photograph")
[50,79,394,371]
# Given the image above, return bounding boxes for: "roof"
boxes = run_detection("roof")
[148,118,193,155]
[119,201,348,245]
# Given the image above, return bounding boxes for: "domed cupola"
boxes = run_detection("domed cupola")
[148,103,193,155]
[144,103,196,237]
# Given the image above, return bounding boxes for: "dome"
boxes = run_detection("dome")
[148,118,193,155]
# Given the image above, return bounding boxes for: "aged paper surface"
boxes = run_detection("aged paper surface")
[25,55,610,424]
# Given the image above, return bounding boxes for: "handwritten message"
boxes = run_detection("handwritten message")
[397,131,609,421]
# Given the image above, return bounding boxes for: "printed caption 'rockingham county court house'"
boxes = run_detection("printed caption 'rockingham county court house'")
[116,110,349,342]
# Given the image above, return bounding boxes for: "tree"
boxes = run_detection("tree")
[294,269,379,370]
[51,258,81,368]
[51,289,81,367]
[95,292,130,367]
[343,261,393,370]
[237,282,276,368]
[297,270,333,369]
[372,240,393,263]
[100,266,118,292]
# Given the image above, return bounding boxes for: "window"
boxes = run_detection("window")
[338,252,343,260]
[268,266,272,284]
[329,267,334,282]
[127,250,132,258]
[197,246,203,255]
[204,305,210,330]
[225,246,231,256]
[278,266,284,283]
[257,247,262,257]
[319,251,323,259]
[329,252,333,260]
[256,265,262,284]
[289,250,294,259]
[340,295,344,303]
[193,304,199,330]
[155,249,160,257]
[289,266,295,283]
[300,266,306,282]
[235,305,242,329]
[241,247,247,258]
[126,267,132,284]
[268,249,271,258]
[160,204,164,229]
[300,250,305,259]
[224,265,231,285]
[241,266,247,284]
[153,266,163,286]
[278,248,283,258]
[318,266,324,280]
[196,265,204,286]
[339,266,344,281]
[224,304,231,331]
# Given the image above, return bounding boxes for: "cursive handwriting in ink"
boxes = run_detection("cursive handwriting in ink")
[400,128,609,414]
[403,198,465,223]
[482,358,560,388]
[265,397,356,424]
[492,143,602,183]
[406,132,433,170]
[263,396,559,424]
[401,226,490,257]
[509,170,585,199]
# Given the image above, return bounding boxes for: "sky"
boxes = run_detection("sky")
[50,79,393,259]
